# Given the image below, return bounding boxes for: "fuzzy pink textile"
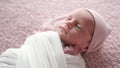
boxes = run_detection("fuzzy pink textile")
[0,0,120,68]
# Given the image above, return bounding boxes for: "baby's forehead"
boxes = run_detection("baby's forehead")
[68,9,94,22]
[68,9,94,24]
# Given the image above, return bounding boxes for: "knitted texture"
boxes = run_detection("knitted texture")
[0,0,120,68]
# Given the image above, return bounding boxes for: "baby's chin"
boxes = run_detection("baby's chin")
[63,45,80,55]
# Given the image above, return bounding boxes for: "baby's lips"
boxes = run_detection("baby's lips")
[63,46,79,55]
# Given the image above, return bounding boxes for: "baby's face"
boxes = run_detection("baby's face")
[56,9,95,55]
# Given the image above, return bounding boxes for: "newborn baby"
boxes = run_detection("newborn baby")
[41,8,111,55]
[40,8,111,68]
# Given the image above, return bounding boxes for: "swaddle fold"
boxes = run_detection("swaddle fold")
[16,31,67,68]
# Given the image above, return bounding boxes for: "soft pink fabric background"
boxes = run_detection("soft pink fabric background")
[0,0,120,68]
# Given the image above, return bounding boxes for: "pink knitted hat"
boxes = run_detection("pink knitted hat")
[85,9,111,53]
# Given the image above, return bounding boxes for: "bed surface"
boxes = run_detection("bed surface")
[0,0,120,68]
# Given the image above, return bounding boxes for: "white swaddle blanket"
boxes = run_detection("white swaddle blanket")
[0,31,86,68]
[0,31,67,68]
[16,31,67,68]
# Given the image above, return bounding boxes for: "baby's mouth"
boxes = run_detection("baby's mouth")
[62,42,79,55]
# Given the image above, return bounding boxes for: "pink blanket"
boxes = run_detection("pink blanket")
[0,0,120,68]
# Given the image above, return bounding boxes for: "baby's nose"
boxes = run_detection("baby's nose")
[65,21,74,29]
